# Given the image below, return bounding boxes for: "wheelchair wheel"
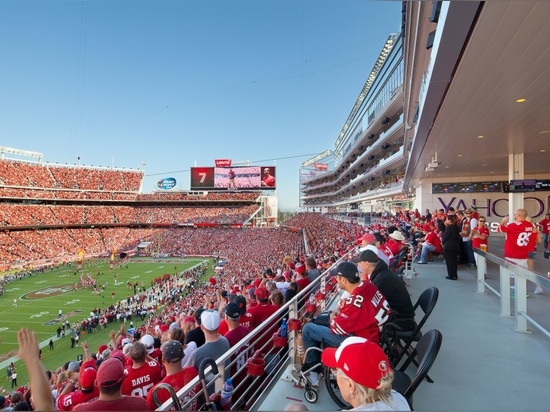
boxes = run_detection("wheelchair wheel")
[324,366,351,409]
[304,388,318,403]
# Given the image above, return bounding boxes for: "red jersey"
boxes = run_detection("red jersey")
[499,220,535,259]
[471,226,489,249]
[538,218,550,234]
[218,313,254,335]
[385,239,401,257]
[57,389,99,411]
[121,360,162,398]
[146,367,199,411]
[224,325,251,348]
[149,348,163,365]
[262,175,275,186]
[247,303,278,329]
[330,281,390,344]
[224,326,252,373]
[425,231,443,253]
[247,303,278,348]
[296,277,310,292]
[73,395,149,411]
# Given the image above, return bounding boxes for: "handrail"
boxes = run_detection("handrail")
[474,248,550,335]
[156,259,345,411]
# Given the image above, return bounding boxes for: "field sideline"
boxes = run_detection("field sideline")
[0,257,212,388]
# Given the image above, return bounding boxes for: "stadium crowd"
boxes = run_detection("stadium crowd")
[1,158,496,410]
[0,204,259,227]
[1,212,369,411]
[2,203,509,410]
[0,160,143,192]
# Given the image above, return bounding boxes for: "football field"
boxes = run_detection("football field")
[0,257,210,388]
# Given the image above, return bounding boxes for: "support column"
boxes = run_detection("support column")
[508,153,525,217]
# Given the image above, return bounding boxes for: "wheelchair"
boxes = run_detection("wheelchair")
[293,346,350,408]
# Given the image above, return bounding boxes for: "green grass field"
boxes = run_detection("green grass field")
[0,257,211,389]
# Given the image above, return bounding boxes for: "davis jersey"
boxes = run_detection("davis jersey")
[330,281,391,344]
[499,220,535,259]
[121,360,162,398]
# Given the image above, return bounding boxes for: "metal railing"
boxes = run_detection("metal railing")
[156,264,342,411]
[474,248,550,338]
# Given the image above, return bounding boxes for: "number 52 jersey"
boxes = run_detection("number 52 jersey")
[330,281,391,344]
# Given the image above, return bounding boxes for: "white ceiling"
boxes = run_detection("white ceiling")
[408,1,550,185]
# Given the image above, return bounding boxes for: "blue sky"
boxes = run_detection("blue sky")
[0,0,401,210]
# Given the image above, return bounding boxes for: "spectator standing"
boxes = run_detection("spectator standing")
[185,307,206,348]
[442,215,461,280]
[305,257,321,284]
[284,281,299,303]
[245,287,275,328]
[460,209,475,266]
[146,340,199,410]
[72,358,149,411]
[120,342,162,399]
[498,209,536,268]
[188,310,230,374]
[537,212,550,249]
[56,367,99,411]
[525,216,542,293]
[294,264,310,292]
[223,303,250,348]
[223,302,251,376]
[469,216,490,269]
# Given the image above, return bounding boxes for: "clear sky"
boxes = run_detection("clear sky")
[0,0,402,210]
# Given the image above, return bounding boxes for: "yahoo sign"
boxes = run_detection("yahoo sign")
[436,195,550,218]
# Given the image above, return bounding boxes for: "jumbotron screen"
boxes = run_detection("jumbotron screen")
[190,166,276,190]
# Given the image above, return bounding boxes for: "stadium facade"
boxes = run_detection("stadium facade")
[300,1,550,218]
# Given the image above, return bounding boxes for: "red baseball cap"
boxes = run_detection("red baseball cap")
[110,349,126,364]
[79,367,97,391]
[96,358,126,388]
[321,337,391,390]
[361,233,375,243]
[98,344,108,355]
[255,287,269,301]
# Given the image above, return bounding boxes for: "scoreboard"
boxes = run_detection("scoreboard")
[191,166,276,190]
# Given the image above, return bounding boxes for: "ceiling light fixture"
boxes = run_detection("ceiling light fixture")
[516,98,527,103]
